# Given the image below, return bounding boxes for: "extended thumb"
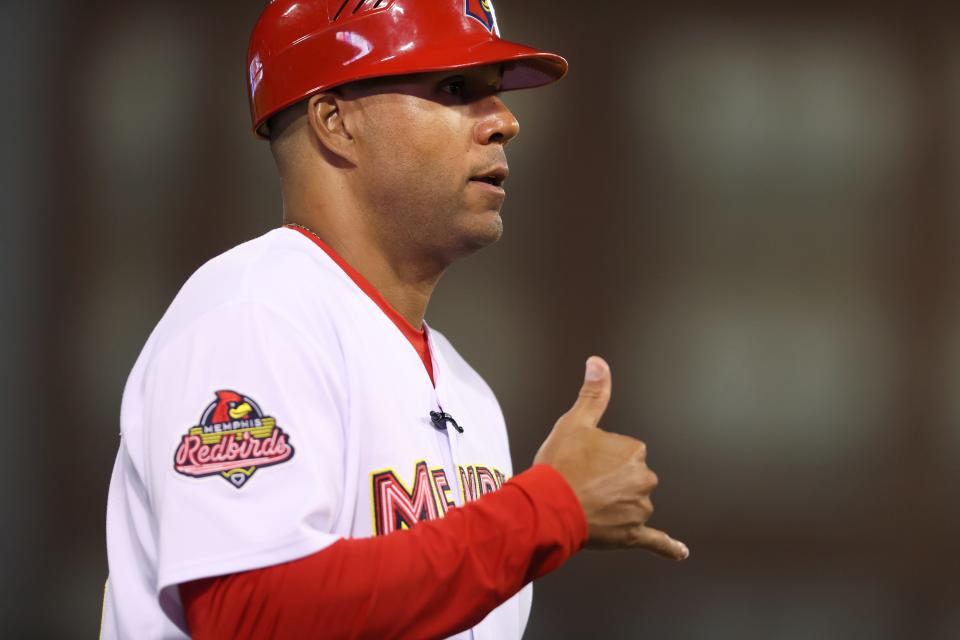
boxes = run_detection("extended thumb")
[571,356,611,427]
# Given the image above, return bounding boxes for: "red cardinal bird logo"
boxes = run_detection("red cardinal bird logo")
[465,0,499,35]
[207,390,256,424]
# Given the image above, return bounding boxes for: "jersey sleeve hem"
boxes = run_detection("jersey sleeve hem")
[158,531,340,594]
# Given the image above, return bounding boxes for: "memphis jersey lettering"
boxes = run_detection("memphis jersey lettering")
[371,461,507,535]
[173,390,294,488]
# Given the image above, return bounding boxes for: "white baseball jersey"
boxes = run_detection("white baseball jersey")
[101,226,531,639]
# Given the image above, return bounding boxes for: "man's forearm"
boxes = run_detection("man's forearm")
[180,464,587,639]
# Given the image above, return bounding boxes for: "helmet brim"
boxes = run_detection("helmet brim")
[414,38,569,92]
[254,39,567,138]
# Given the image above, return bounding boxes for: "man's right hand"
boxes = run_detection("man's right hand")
[533,356,690,560]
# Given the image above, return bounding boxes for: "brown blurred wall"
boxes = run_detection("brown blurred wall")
[3,0,959,637]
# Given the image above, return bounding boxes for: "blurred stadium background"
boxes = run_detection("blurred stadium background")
[2,0,958,637]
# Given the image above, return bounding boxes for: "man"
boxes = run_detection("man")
[101,1,689,638]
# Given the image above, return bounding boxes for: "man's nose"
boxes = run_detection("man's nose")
[474,96,520,146]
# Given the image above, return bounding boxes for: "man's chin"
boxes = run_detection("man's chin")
[455,212,504,254]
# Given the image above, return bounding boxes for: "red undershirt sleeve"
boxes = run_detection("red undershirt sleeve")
[179,464,587,640]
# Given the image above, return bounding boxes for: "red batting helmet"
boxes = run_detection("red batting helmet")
[247,0,568,138]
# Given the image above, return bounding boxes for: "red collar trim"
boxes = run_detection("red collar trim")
[285,225,434,383]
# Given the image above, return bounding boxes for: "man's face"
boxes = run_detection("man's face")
[339,64,520,263]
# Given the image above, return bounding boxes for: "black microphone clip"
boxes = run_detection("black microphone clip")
[429,410,464,433]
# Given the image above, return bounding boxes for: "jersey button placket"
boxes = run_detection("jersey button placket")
[431,384,481,640]
[429,348,467,511]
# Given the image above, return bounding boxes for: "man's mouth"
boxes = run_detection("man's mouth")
[469,166,509,188]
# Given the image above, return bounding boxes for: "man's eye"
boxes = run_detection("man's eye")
[442,79,466,97]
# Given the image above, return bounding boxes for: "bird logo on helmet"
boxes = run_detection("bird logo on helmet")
[465,0,500,35]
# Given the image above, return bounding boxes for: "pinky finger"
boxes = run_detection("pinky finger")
[633,526,690,561]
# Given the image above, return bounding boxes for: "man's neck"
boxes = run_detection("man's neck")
[285,216,443,330]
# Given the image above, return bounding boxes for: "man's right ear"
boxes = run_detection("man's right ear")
[306,92,357,165]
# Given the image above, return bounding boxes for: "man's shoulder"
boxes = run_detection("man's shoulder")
[187,227,342,298]
[149,228,349,348]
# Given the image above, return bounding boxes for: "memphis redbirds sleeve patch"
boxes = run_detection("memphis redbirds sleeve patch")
[173,390,294,488]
